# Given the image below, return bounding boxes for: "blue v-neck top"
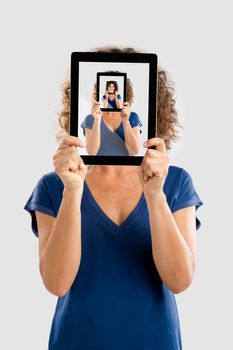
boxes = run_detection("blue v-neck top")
[80,112,143,156]
[23,165,203,350]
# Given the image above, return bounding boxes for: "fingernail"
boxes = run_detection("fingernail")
[143,141,147,146]
[144,175,147,181]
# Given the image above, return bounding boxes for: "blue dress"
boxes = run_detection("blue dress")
[80,112,143,156]
[23,165,203,350]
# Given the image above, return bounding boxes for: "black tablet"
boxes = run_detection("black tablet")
[70,51,158,165]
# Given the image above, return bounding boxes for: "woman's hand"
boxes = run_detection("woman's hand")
[91,101,102,121]
[121,102,131,122]
[53,135,87,191]
[138,137,170,197]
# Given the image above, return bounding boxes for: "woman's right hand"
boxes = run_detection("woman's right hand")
[53,135,87,191]
[91,101,102,121]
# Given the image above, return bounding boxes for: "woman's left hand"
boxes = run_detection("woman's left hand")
[121,102,131,122]
[138,137,170,197]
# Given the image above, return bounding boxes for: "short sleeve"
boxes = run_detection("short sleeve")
[171,169,204,230]
[129,112,143,134]
[80,114,94,136]
[23,175,56,238]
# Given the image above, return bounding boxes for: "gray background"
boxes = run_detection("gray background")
[1,0,232,349]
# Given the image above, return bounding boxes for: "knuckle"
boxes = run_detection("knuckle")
[148,163,153,171]
[147,149,153,156]
[144,159,151,169]
[69,145,76,152]
[63,135,70,143]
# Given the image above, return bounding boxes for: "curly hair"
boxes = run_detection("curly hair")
[106,81,118,93]
[54,45,183,151]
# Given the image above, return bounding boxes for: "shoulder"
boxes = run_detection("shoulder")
[41,171,64,196]
[167,165,193,183]
[164,165,184,191]
[40,171,64,214]
[166,164,193,184]
[129,112,142,125]
[43,171,64,187]
[164,165,197,200]
[85,113,94,121]
[129,111,139,119]
[81,114,94,127]
[167,164,183,178]
[162,165,185,209]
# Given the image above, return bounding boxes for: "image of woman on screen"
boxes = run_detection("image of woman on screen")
[102,81,122,109]
[81,76,143,156]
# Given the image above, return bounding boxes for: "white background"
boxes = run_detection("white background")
[1,0,232,349]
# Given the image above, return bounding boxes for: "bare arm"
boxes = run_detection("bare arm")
[36,135,87,297]
[145,192,196,294]
[37,188,83,297]
[85,118,101,155]
[115,96,122,108]
[122,120,140,154]
[103,94,108,108]
[138,137,197,294]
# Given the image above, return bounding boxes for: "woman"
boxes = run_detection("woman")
[102,80,122,109]
[23,46,203,350]
[81,73,143,156]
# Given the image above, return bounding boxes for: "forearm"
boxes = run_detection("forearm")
[116,98,121,108]
[103,98,108,108]
[145,192,194,293]
[123,120,139,154]
[86,118,101,155]
[40,189,83,296]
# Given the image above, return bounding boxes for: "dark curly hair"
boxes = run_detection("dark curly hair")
[106,81,118,93]
[54,45,183,151]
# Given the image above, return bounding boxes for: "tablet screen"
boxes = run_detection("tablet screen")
[70,52,157,165]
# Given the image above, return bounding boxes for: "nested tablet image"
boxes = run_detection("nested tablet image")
[76,60,151,157]
[78,62,148,157]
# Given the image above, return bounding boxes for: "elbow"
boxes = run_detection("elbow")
[47,285,69,297]
[169,271,195,294]
[132,142,140,155]
[39,263,69,297]
[170,279,193,294]
[128,144,140,156]
[42,276,70,297]
[170,256,196,294]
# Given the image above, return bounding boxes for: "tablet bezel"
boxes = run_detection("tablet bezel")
[96,72,127,112]
[70,51,158,166]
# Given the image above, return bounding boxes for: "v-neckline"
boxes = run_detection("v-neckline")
[102,119,122,133]
[83,180,145,233]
